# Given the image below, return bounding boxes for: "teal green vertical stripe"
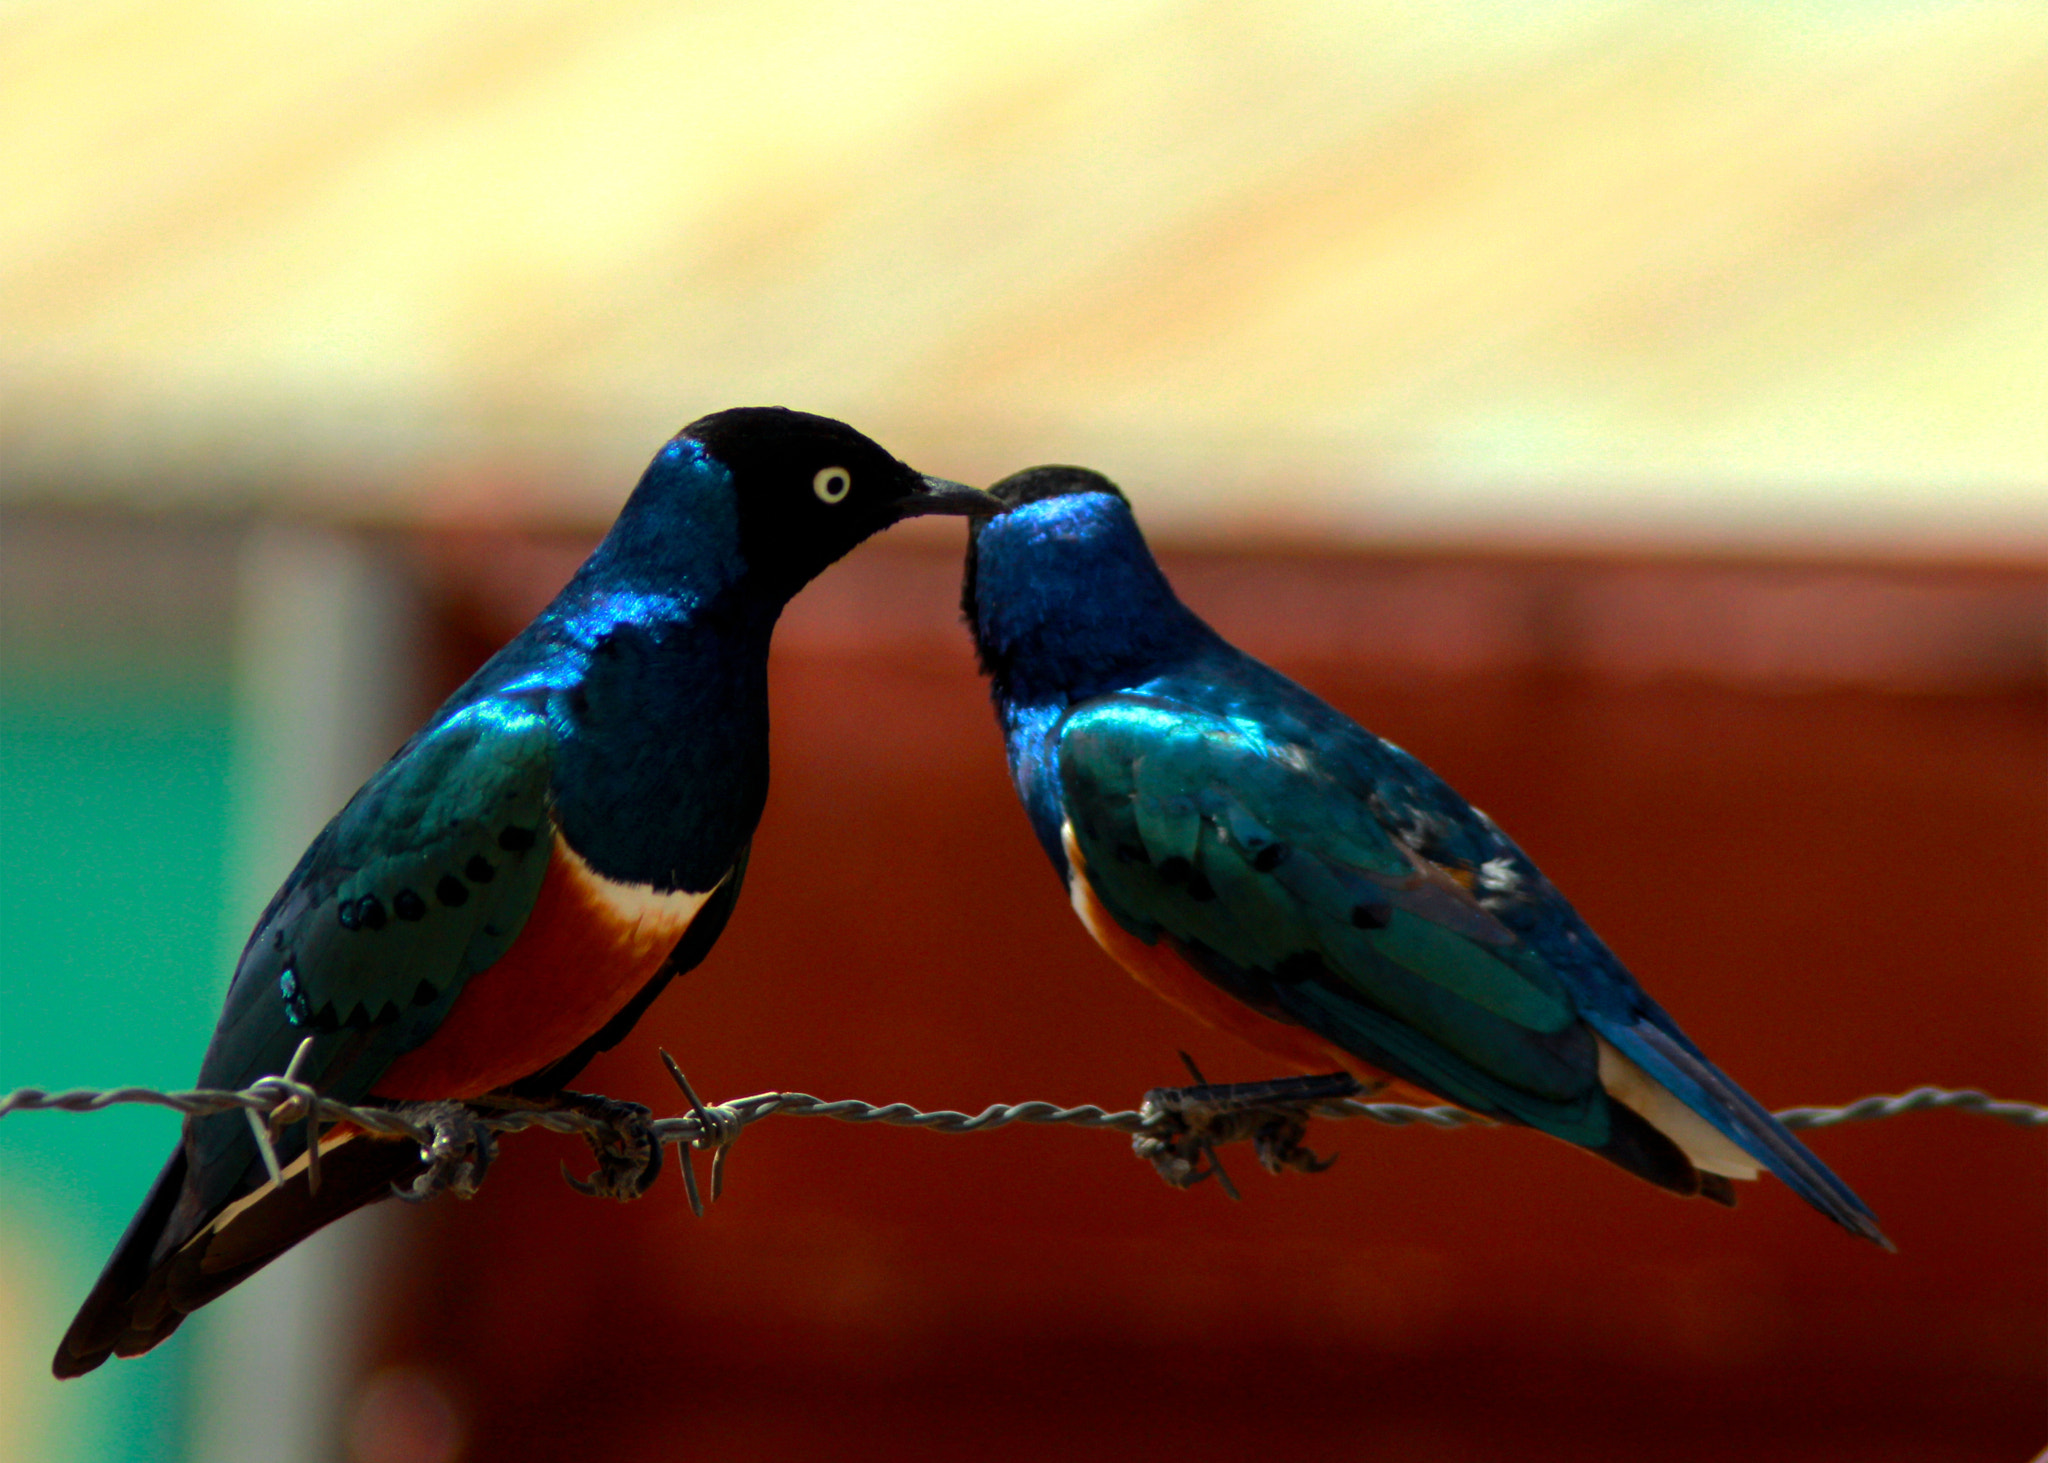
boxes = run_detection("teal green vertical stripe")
[1,672,235,1463]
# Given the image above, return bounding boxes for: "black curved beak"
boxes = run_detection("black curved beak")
[895,475,1002,521]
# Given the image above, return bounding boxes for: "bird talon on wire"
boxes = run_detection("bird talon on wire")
[1253,1119,1339,1178]
[1131,1132,1201,1190]
[1133,1060,1363,1194]
[388,1101,498,1203]
[553,1091,664,1203]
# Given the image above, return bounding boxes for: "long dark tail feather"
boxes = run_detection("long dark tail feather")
[54,1147,192,1378]
[52,1133,422,1378]
[1613,1019,1891,1249]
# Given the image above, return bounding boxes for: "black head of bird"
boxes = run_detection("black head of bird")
[646,406,994,602]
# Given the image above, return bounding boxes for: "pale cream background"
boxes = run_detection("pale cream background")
[4,4,2045,537]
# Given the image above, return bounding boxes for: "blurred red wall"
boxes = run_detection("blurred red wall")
[351,534,2046,1463]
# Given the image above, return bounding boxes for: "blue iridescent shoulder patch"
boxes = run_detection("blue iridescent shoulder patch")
[279,966,311,1026]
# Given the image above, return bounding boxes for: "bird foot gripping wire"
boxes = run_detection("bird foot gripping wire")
[389,1101,500,1203]
[514,1051,749,1210]
[545,1092,666,1202]
[1133,1054,1369,1199]
[378,1052,753,1209]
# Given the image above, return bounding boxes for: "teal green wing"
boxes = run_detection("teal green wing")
[1055,695,1613,1140]
[199,695,556,1099]
[56,693,562,1376]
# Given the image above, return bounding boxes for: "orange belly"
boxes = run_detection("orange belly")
[1062,824,1434,1102]
[373,836,716,1100]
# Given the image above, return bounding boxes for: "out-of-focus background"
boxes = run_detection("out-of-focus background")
[2,5,2043,1461]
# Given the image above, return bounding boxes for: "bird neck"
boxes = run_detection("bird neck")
[447,444,790,892]
[520,439,808,670]
[967,493,1214,715]
[568,440,753,614]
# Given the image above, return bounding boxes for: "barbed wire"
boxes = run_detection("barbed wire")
[3,1044,2040,1204]
[4,1074,2042,1145]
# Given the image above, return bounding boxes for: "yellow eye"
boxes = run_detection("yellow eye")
[813,466,851,504]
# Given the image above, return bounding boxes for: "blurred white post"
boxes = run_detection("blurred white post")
[188,522,422,1463]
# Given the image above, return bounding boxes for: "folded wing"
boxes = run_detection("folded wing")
[56,694,558,1375]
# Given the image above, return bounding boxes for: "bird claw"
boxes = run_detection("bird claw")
[388,1101,499,1203]
[1252,1118,1340,1177]
[554,1092,664,1202]
[381,1089,663,1205]
[1133,1067,1365,1194]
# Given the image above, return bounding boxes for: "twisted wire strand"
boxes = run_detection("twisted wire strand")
[2,1079,2041,1156]
[1770,1087,2048,1130]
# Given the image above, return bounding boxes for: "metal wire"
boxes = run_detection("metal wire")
[1770,1087,2048,1130]
[3,1073,2041,1154]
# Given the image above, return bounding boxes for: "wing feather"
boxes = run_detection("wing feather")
[1057,695,1605,1133]
[59,694,563,1375]
[187,700,555,1239]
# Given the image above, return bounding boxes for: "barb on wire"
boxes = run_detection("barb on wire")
[2,1061,2040,1210]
